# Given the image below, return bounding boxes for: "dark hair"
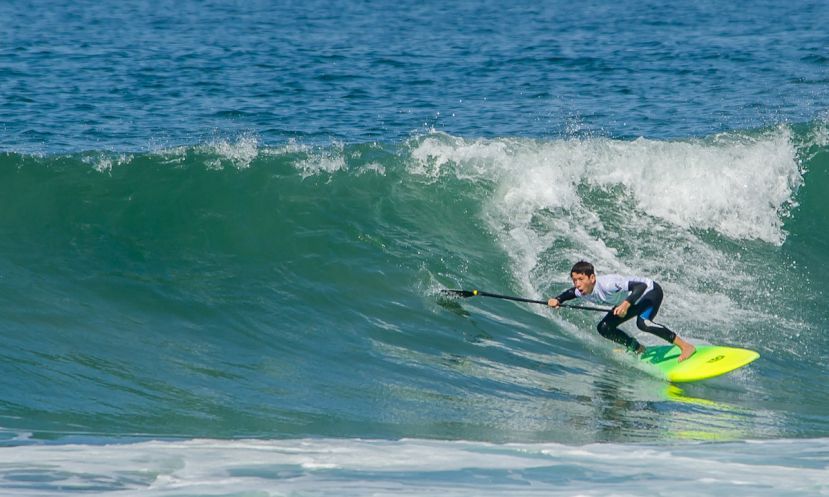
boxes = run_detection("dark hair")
[570,260,594,276]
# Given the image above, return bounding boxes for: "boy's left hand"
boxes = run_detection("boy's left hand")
[613,301,631,317]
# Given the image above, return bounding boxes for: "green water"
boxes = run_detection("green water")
[1,126,827,444]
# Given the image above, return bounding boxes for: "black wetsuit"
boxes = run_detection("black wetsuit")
[555,275,677,351]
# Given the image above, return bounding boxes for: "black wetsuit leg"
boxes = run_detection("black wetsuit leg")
[630,283,677,343]
[597,312,640,351]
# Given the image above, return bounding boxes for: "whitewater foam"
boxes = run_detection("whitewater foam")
[0,437,825,496]
[204,135,260,170]
[409,129,802,245]
[81,152,134,173]
[408,129,807,354]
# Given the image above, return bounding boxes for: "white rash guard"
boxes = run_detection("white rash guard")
[568,274,654,306]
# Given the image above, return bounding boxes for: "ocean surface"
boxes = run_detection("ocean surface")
[2,0,829,495]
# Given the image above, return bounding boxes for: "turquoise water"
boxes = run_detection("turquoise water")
[2,0,829,495]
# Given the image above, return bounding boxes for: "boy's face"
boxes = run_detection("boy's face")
[571,272,596,294]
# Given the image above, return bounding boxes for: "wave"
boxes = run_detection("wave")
[1,123,827,442]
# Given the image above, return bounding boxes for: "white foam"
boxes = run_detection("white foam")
[358,161,386,175]
[809,119,829,148]
[83,153,134,173]
[408,129,805,347]
[408,129,802,245]
[294,141,348,177]
[204,134,260,170]
[0,437,825,496]
[589,131,800,244]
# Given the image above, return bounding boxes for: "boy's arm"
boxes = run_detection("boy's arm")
[548,287,577,308]
[625,281,647,304]
[614,281,648,317]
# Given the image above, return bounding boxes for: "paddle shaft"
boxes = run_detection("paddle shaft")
[453,290,611,313]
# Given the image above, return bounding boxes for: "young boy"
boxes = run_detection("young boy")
[548,261,696,362]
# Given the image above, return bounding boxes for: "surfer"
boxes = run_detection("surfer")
[548,261,696,362]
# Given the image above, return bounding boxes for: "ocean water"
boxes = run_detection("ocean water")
[2,0,829,495]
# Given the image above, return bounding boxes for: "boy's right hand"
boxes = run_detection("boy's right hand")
[548,298,560,308]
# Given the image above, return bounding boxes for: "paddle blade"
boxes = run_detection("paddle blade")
[440,289,478,298]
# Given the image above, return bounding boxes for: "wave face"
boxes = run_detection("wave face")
[0,123,828,446]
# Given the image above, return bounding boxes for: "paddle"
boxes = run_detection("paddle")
[440,289,611,312]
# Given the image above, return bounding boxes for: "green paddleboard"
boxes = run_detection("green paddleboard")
[640,345,760,383]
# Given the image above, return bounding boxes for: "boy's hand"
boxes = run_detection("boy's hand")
[613,301,631,317]
[548,298,560,308]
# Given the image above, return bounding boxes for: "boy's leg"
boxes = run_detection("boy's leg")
[634,313,676,343]
[597,313,643,353]
[633,284,695,361]
[633,312,695,361]
[631,283,675,342]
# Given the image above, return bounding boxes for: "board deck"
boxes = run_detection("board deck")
[640,345,760,383]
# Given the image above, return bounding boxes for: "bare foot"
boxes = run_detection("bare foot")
[674,337,696,362]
